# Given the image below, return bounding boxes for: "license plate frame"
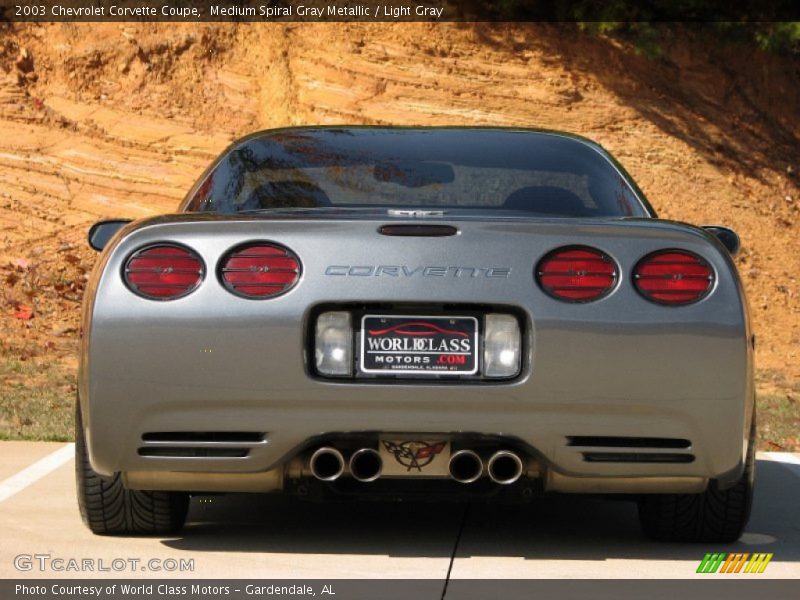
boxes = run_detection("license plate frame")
[359,314,479,376]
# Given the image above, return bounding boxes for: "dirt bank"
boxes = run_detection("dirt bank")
[1,23,797,446]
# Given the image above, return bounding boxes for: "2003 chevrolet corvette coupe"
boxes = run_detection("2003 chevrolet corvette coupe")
[77,127,754,542]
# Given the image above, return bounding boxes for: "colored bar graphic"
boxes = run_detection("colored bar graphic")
[732,553,749,573]
[697,552,773,574]
[719,554,735,573]
[720,553,750,573]
[697,553,726,573]
[744,553,774,573]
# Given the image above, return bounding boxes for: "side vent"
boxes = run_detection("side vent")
[141,432,265,443]
[567,436,691,449]
[138,432,266,459]
[582,453,695,464]
[567,436,694,464]
[138,448,249,458]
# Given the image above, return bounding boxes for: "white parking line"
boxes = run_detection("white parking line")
[759,451,800,479]
[0,443,74,504]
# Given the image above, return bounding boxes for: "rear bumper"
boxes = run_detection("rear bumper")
[81,381,749,493]
[122,468,710,496]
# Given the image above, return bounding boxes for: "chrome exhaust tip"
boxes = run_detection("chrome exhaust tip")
[487,450,524,485]
[309,447,345,481]
[448,449,483,483]
[349,448,383,482]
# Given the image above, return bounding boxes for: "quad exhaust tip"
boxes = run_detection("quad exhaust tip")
[449,449,483,483]
[487,450,524,485]
[311,445,522,485]
[309,447,345,481]
[349,448,383,482]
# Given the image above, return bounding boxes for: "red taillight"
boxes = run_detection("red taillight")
[633,250,714,305]
[124,244,204,300]
[536,246,618,302]
[220,243,301,298]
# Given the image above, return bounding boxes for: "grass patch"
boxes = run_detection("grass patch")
[0,358,74,441]
[757,393,800,452]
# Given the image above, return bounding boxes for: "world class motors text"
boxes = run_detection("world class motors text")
[44,4,446,19]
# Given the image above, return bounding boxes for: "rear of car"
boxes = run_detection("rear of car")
[76,128,755,542]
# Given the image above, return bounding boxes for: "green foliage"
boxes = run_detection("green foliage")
[480,1,799,58]
[579,21,663,58]
[593,22,800,59]
[753,22,800,54]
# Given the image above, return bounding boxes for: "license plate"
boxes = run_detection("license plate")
[379,437,451,477]
[360,315,479,375]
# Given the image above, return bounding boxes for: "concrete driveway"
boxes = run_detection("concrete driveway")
[0,441,798,580]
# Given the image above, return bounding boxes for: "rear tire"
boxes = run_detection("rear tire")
[75,404,189,535]
[638,416,755,543]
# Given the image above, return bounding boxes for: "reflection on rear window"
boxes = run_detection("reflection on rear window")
[185,128,647,218]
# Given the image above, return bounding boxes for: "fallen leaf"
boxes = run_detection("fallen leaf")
[52,326,77,337]
[13,305,34,320]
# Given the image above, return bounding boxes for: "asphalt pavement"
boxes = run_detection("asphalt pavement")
[1,442,798,580]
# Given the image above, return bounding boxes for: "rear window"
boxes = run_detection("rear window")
[185,128,647,218]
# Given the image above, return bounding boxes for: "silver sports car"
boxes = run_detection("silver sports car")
[77,127,754,542]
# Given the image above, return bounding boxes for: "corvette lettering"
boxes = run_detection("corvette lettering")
[325,265,511,278]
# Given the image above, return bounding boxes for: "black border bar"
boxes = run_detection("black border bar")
[3,1,800,23]
[4,579,800,600]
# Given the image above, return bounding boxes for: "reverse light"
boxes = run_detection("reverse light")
[536,246,618,302]
[633,250,714,305]
[483,313,521,378]
[315,312,353,376]
[124,244,204,300]
[220,243,301,299]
